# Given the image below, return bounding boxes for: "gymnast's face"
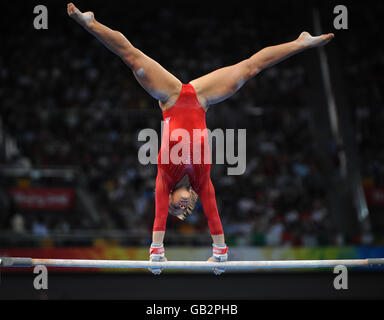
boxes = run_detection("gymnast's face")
[169,187,192,210]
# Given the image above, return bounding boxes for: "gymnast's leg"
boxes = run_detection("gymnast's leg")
[67,3,182,107]
[190,31,334,107]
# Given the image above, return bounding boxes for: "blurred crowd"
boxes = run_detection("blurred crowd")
[339,9,384,189]
[1,1,383,246]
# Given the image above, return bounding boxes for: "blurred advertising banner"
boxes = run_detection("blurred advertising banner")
[10,187,75,210]
[364,187,384,207]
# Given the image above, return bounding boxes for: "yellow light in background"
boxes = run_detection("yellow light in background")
[17,178,31,188]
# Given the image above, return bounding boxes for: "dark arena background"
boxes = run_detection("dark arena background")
[0,0,383,310]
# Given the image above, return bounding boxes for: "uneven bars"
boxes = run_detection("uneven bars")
[1,257,383,270]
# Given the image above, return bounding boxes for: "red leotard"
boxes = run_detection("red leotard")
[153,83,224,235]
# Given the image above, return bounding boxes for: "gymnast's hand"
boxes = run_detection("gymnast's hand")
[207,256,226,276]
[208,243,228,275]
[149,243,167,275]
[149,256,167,275]
[67,3,95,28]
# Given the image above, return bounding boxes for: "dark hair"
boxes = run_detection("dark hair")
[172,175,190,191]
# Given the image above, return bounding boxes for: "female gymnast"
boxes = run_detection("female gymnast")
[67,3,334,275]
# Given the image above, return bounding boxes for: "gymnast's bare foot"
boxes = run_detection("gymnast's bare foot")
[296,31,334,49]
[67,3,95,28]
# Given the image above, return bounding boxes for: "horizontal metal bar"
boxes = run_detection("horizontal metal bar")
[1,257,383,270]
[0,257,33,267]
